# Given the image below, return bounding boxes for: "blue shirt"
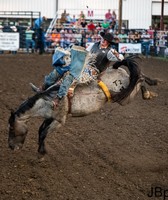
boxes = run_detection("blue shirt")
[34,17,43,29]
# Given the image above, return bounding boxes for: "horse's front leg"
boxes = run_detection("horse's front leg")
[38,118,54,154]
[38,118,63,154]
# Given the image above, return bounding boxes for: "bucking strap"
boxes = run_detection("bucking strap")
[98,80,111,101]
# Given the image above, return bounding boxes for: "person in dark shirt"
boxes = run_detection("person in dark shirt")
[80,18,87,28]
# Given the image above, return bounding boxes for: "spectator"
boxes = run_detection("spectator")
[113,30,119,50]
[141,30,151,57]
[10,26,18,54]
[108,24,114,33]
[96,22,102,31]
[0,25,3,32]
[164,24,168,31]
[79,11,85,20]
[65,29,75,46]
[134,31,141,43]
[128,30,136,43]
[147,26,154,39]
[66,13,72,24]
[0,25,4,54]
[34,16,47,29]
[51,29,61,47]
[60,29,72,49]
[73,30,82,46]
[34,16,47,54]
[118,29,128,43]
[71,15,76,25]
[105,9,112,22]
[111,10,117,23]
[25,26,35,53]
[122,22,126,29]
[87,20,96,32]
[85,32,93,43]
[91,29,101,42]
[80,29,86,47]
[36,27,45,54]
[60,10,67,24]
[74,18,82,30]
[109,21,116,31]
[113,20,118,30]
[80,18,87,29]
[44,33,52,51]
[101,19,110,30]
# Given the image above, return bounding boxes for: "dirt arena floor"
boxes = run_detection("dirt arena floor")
[0,54,168,200]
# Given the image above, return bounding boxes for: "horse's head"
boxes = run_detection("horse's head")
[8,111,28,150]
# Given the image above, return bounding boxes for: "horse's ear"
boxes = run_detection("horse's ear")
[8,110,16,126]
[10,109,15,116]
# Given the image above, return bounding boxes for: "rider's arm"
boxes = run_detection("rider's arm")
[85,42,94,52]
[107,49,124,61]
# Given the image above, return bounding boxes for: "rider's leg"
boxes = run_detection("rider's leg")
[30,69,61,92]
[69,46,87,78]
[43,69,61,90]
[53,46,87,108]
[56,73,74,99]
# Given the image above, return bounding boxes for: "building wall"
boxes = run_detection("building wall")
[0,0,167,29]
[57,0,119,20]
[152,1,168,15]
[0,0,57,18]
[122,0,152,29]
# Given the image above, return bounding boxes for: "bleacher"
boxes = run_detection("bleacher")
[0,12,168,57]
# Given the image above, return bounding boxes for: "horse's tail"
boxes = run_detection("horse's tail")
[112,55,141,103]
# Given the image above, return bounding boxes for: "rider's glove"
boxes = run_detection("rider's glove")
[118,54,124,61]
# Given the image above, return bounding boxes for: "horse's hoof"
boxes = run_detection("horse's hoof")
[156,79,164,85]
[37,155,45,162]
[142,91,150,99]
[149,91,158,98]
[38,147,47,155]
[143,90,158,100]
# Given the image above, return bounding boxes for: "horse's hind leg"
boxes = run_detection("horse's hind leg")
[140,74,161,100]
[38,118,62,155]
[141,85,158,100]
[142,73,163,86]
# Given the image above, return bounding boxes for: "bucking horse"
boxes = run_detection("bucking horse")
[8,55,160,155]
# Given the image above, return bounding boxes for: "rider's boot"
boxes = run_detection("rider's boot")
[30,83,48,93]
[52,73,74,109]
[30,68,61,93]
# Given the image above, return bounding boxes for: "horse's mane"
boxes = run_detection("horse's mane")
[112,55,141,103]
[15,84,61,117]
[15,93,42,117]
